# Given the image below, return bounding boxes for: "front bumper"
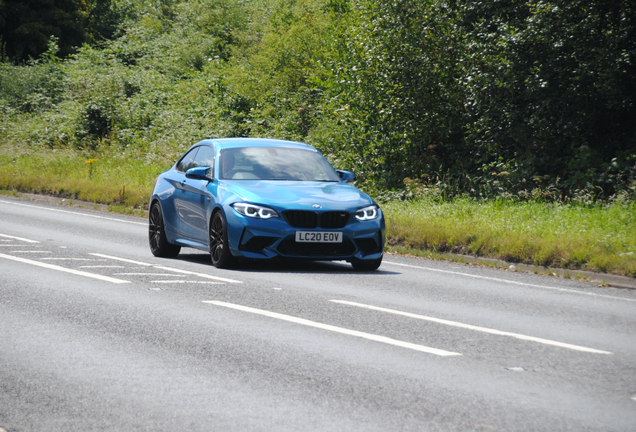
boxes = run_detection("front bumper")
[225,207,385,262]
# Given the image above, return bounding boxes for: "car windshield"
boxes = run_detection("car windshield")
[219,147,341,181]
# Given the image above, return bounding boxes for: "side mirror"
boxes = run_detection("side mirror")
[336,170,356,184]
[186,167,214,182]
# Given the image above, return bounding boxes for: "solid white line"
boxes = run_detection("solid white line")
[203,300,462,357]
[0,253,131,284]
[331,300,613,355]
[90,253,243,284]
[10,251,51,253]
[382,260,636,303]
[0,233,39,243]
[0,199,147,225]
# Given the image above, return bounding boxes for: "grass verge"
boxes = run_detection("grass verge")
[383,198,636,277]
[2,149,635,277]
[0,146,164,210]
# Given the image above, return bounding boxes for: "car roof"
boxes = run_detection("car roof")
[195,137,317,151]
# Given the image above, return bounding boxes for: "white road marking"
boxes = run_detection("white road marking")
[331,300,613,355]
[79,265,125,268]
[0,253,130,284]
[10,251,51,253]
[42,258,93,261]
[153,281,224,284]
[383,260,636,302]
[89,253,153,266]
[0,245,29,247]
[0,233,39,243]
[203,301,462,357]
[115,273,185,276]
[0,200,147,225]
[152,265,243,284]
[90,253,243,284]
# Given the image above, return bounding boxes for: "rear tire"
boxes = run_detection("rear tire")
[149,203,181,258]
[209,211,235,268]
[351,256,382,271]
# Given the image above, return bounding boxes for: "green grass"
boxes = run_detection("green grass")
[383,198,636,277]
[0,145,167,210]
[1,148,635,277]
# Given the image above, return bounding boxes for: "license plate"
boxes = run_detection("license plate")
[295,231,343,243]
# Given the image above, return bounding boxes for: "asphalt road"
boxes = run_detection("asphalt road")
[1,195,635,432]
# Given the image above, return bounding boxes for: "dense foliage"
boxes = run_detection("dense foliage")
[1,0,634,201]
[0,0,124,61]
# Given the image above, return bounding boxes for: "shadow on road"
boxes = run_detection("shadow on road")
[173,252,400,275]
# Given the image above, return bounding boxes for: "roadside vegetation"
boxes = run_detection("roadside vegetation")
[1,0,635,276]
[384,198,636,277]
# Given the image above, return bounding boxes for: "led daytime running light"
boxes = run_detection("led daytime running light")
[232,203,279,219]
[355,205,379,221]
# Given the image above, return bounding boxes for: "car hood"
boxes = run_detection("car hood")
[219,180,374,211]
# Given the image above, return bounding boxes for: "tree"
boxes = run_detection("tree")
[460,0,636,195]
[0,0,85,61]
[329,0,466,188]
[0,0,123,62]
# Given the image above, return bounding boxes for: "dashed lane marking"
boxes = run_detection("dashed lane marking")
[0,233,39,243]
[0,253,130,284]
[90,253,243,284]
[203,300,462,357]
[152,265,242,284]
[42,258,94,261]
[89,253,153,266]
[153,281,224,284]
[79,266,125,268]
[114,273,186,276]
[331,300,613,355]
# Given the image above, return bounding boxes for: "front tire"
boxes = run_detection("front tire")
[149,202,181,258]
[351,255,382,271]
[209,211,234,268]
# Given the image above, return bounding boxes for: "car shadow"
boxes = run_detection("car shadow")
[173,252,400,275]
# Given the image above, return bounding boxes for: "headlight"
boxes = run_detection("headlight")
[232,203,279,219]
[355,205,379,221]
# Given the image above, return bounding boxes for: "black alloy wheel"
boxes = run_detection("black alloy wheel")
[209,211,234,268]
[149,202,181,258]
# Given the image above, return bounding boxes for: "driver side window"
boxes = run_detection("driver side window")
[193,146,215,177]
[176,147,199,173]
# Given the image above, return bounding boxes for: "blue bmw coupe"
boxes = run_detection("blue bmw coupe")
[149,138,385,270]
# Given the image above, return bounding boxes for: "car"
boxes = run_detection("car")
[148,138,385,270]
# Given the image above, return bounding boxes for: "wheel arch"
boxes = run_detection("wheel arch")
[150,197,178,245]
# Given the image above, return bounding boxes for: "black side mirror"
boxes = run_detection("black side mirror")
[336,170,356,183]
[186,167,214,182]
